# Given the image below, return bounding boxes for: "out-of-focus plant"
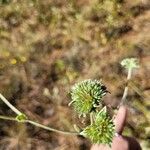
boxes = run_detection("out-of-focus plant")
[0,58,139,147]
[0,50,28,69]
[90,0,123,27]
[0,0,11,5]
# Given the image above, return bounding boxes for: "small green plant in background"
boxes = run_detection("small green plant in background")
[0,58,139,147]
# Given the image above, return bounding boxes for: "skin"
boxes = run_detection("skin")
[91,106,142,150]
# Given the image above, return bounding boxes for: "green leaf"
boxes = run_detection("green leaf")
[16,113,27,122]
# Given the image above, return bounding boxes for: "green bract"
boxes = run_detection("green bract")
[80,107,115,146]
[70,79,107,115]
[121,58,139,70]
[16,113,27,122]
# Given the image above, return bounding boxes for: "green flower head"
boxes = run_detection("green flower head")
[80,107,115,146]
[70,79,107,116]
[121,58,139,70]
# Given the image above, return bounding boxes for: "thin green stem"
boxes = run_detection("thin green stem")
[0,93,79,136]
[25,120,79,135]
[0,93,22,115]
[120,68,132,105]
[0,115,17,121]
[90,113,94,125]
[0,115,79,135]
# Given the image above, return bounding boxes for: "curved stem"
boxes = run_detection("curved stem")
[0,94,79,136]
[0,93,22,115]
[25,120,79,135]
[0,115,79,136]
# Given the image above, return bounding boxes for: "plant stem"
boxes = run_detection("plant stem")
[120,68,132,105]
[0,93,22,115]
[25,120,79,135]
[0,93,79,136]
[0,115,17,121]
[90,113,94,125]
[0,115,79,135]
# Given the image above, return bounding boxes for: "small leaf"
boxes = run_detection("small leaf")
[16,113,27,122]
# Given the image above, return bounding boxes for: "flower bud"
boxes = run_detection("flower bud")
[70,79,107,116]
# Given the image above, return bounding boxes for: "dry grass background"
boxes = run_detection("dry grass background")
[0,0,150,149]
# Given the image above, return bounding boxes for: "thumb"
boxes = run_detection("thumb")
[114,105,127,134]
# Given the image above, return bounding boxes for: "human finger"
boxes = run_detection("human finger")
[114,105,127,134]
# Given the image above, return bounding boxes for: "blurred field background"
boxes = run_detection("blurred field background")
[0,0,150,149]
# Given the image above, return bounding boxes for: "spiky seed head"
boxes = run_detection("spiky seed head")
[80,107,115,146]
[121,58,139,70]
[70,79,107,115]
